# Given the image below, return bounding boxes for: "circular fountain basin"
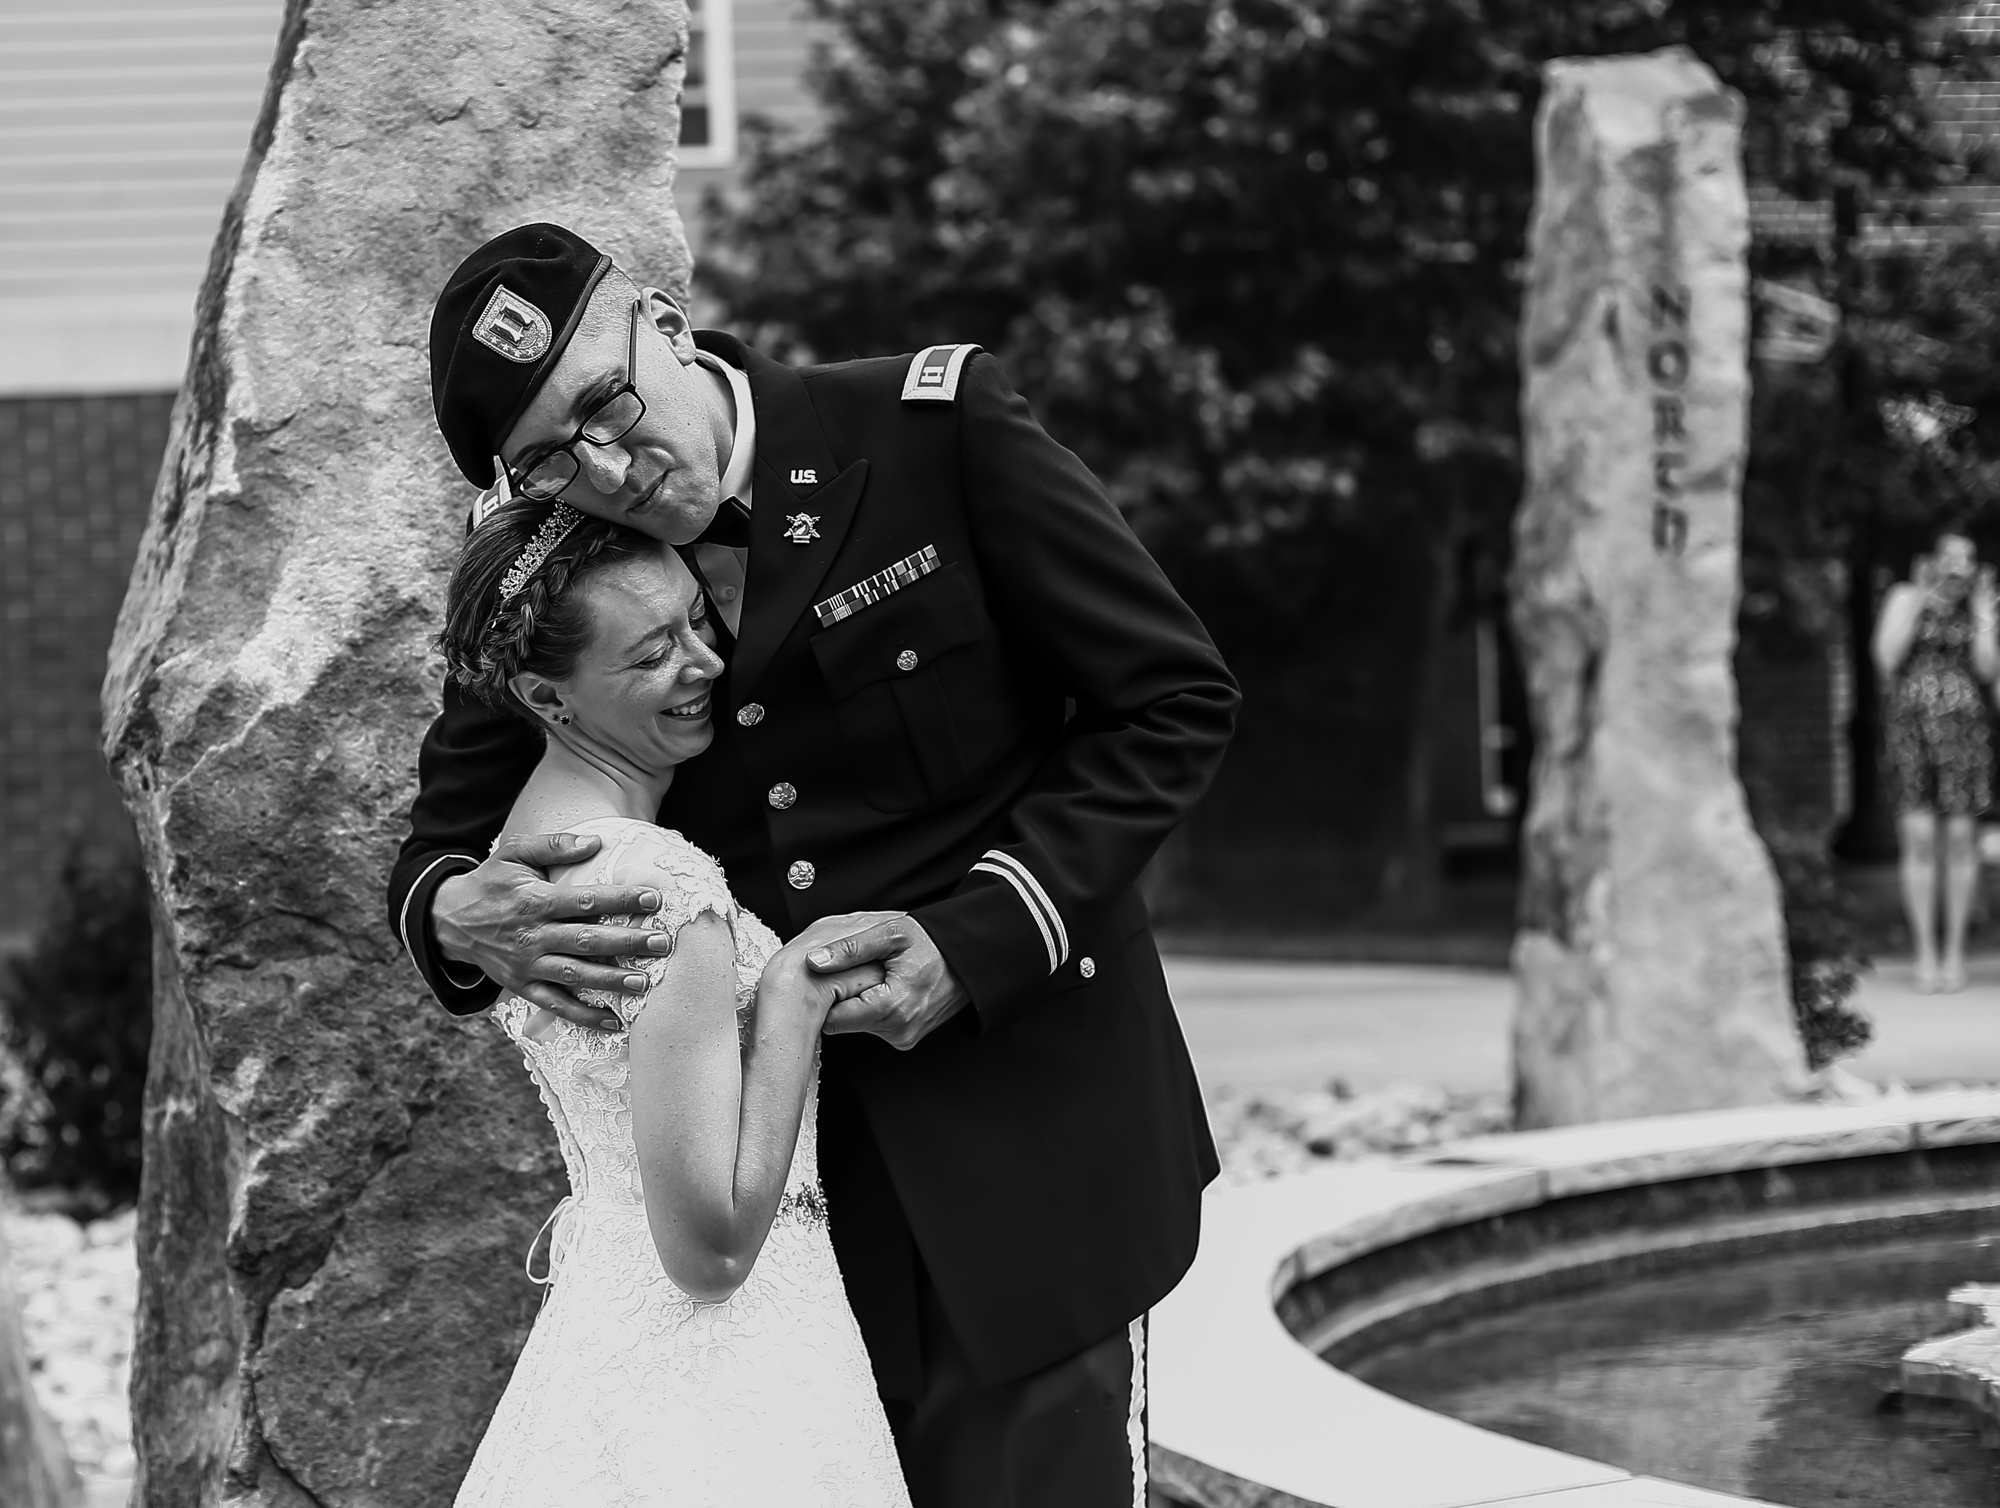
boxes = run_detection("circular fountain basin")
[1148,1089,2000,1508]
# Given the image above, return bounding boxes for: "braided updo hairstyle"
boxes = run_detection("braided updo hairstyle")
[438,499,657,722]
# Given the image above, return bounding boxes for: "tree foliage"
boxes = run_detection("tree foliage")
[706,0,1993,587]
[701,0,1999,1012]
[0,838,151,1212]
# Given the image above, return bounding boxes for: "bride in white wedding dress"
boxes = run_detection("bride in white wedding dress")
[437,501,912,1508]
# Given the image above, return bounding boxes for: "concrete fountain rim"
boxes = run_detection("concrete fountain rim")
[1148,1087,2000,1508]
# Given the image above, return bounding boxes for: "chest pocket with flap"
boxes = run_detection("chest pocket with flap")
[810,562,988,811]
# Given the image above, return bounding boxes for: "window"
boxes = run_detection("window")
[679,0,737,167]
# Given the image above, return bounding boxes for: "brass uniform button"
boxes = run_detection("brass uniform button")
[895,649,920,672]
[787,860,816,890]
[768,782,798,811]
[1079,957,1097,980]
[737,703,766,728]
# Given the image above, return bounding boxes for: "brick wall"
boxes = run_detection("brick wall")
[0,393,174,945]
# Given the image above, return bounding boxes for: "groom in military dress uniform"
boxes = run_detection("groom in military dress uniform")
[388,224,1237,1508]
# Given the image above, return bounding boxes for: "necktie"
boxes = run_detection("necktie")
[695,495,751,549]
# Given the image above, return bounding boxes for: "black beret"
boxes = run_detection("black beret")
[430,223,613,487]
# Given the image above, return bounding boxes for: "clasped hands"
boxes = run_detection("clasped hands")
[432,832,970,1048]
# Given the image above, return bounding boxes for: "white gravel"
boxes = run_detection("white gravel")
[1208,1080,1512,1183]
[5,1206,137,1486]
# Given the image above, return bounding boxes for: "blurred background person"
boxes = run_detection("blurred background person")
[1873,528,1999,992]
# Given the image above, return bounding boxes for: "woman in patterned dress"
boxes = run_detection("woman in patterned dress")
[1874,529,2000,993]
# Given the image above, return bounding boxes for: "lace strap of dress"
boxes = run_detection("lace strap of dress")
[568,821,738,1027]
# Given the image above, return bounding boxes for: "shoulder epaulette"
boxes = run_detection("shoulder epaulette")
[901,344,982,402]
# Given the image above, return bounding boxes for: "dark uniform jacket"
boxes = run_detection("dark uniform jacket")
[386,332,1239,1393]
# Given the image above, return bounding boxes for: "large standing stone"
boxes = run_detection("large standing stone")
[100,3,692,1502]
[1510,49,1807,1128]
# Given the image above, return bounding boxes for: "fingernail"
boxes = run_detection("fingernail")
[624,974,649,993]
[601,1016,622,1031]
[638,890,661,909]
[647,934,675,953]
[809,949,832,968]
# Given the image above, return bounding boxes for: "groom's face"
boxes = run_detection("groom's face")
[500,282,725,546]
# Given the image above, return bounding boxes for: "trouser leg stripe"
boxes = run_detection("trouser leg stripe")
[1127,1314,1148,1508]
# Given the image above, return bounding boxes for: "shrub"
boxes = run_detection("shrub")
[0,836,152,1212]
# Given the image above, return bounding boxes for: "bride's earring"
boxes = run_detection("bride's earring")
[555,714,571,725]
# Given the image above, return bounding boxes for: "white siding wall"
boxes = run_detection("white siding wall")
[678,0,820,274]
[0,0,284,395]
[0,0,815,391]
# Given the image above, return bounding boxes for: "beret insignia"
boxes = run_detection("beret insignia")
[901,344,981,402]
[472,286,554,364]
[430,222,613,486]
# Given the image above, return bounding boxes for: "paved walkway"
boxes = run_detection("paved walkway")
[1163,952,2000,1097]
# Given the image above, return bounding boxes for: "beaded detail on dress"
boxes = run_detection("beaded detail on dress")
[453,818,908,1508]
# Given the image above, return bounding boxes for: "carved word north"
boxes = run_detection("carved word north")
[1648,283,1689,559]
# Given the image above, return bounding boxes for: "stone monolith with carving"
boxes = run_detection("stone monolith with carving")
[100,3,692,1501]
[1510,48,1808,1128]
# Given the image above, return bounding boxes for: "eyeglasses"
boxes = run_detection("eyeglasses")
[505,299,647,502]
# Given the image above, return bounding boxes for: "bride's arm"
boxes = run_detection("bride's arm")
[626,913,889,1301]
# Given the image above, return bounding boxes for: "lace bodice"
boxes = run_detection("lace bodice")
[490,818,813,1218]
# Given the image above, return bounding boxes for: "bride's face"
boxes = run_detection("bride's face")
[522,550,723,773]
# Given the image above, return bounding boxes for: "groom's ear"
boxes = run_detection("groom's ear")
[641,287,698,366]
[510,673,566,726]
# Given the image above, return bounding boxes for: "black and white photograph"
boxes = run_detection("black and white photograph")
[4,2,2000,1506]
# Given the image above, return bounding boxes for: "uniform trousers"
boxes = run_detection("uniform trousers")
[882,1261,1149,1508]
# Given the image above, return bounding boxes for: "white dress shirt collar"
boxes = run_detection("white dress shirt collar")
[694,349,756,508]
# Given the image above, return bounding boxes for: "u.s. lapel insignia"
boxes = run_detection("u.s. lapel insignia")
[782,512,821,545]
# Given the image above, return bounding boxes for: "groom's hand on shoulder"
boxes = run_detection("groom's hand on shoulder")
[810,916,970,1051]
[433,831,671,1031]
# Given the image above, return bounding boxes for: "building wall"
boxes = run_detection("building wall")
[0,394,176,942]
[678,0,820,271]
[0,0,807,949]
[0,0,280,947]
[0,0,282,395]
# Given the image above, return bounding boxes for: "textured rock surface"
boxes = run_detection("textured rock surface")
[1510,49,1807,1128]
[99,3,693,1502]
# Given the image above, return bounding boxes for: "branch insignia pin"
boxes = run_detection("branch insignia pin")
[783,512,821,545]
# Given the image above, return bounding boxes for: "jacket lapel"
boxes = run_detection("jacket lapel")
[696,331,870,694]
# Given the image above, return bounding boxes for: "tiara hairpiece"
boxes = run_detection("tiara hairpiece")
[497,503,584,606]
